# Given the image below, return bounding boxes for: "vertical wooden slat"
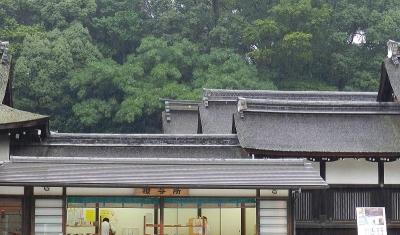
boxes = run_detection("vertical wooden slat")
[296,188,400,235]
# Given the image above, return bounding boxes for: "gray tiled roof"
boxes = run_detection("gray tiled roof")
[0,104,49,128]
[234,110,400,156]
[11,133,247,159]
[0,158,328,189]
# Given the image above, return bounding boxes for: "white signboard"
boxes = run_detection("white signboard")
[356,207,387,235]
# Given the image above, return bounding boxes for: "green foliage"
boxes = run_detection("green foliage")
[13,22,102,132]
[367,10,400,46]
[281,32,313,63]
[30,0,97,30]
[90,1,143,62]
[271,0,332,32]
[193,48,276,90]
[60,22,103,68]
[0,18,44,57]
[72,98,118,127]
[136,36,199,85]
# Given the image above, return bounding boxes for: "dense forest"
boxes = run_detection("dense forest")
[1,0,399,133]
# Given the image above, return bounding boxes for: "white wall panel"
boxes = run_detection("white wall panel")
[189,189,256,197]
[310,162,320,175]
[67,187,135,196]
[34,187,63,196]
[0,186,24,195]
[384,160,400,184]
[326,159,378,184]
[260,190,288,197]
[259,200,287,235]
[36,199,62,207]
[35,199,63,234]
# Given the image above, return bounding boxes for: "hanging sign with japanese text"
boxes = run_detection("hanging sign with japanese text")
[135,188,189,196]
[356,207,387,235]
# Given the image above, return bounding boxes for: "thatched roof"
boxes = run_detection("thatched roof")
[234,98,400,157]
[0,104,49,130]
[198,88,379,134]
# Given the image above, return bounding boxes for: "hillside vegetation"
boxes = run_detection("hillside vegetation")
[1,0,399,132]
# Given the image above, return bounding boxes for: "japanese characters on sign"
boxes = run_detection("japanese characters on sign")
[356,207,387,235]
[135,188,189,196]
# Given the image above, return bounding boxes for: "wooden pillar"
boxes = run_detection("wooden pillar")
[377,160,385,207]
[22,186,33,235]
[289,189,294,235]
[378,161,384,186]
[95,203,100,234]
[319,161,328,235]
[154,206,159,235]
[62,187,66,235]
[320,161,326,181]
[241,205,245,235]
[320,161,327,215]
[256,189,260,235]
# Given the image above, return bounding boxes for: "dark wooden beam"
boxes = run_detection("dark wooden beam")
[22,186,33,235]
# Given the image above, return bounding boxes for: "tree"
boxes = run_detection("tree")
[13,23,102,132]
